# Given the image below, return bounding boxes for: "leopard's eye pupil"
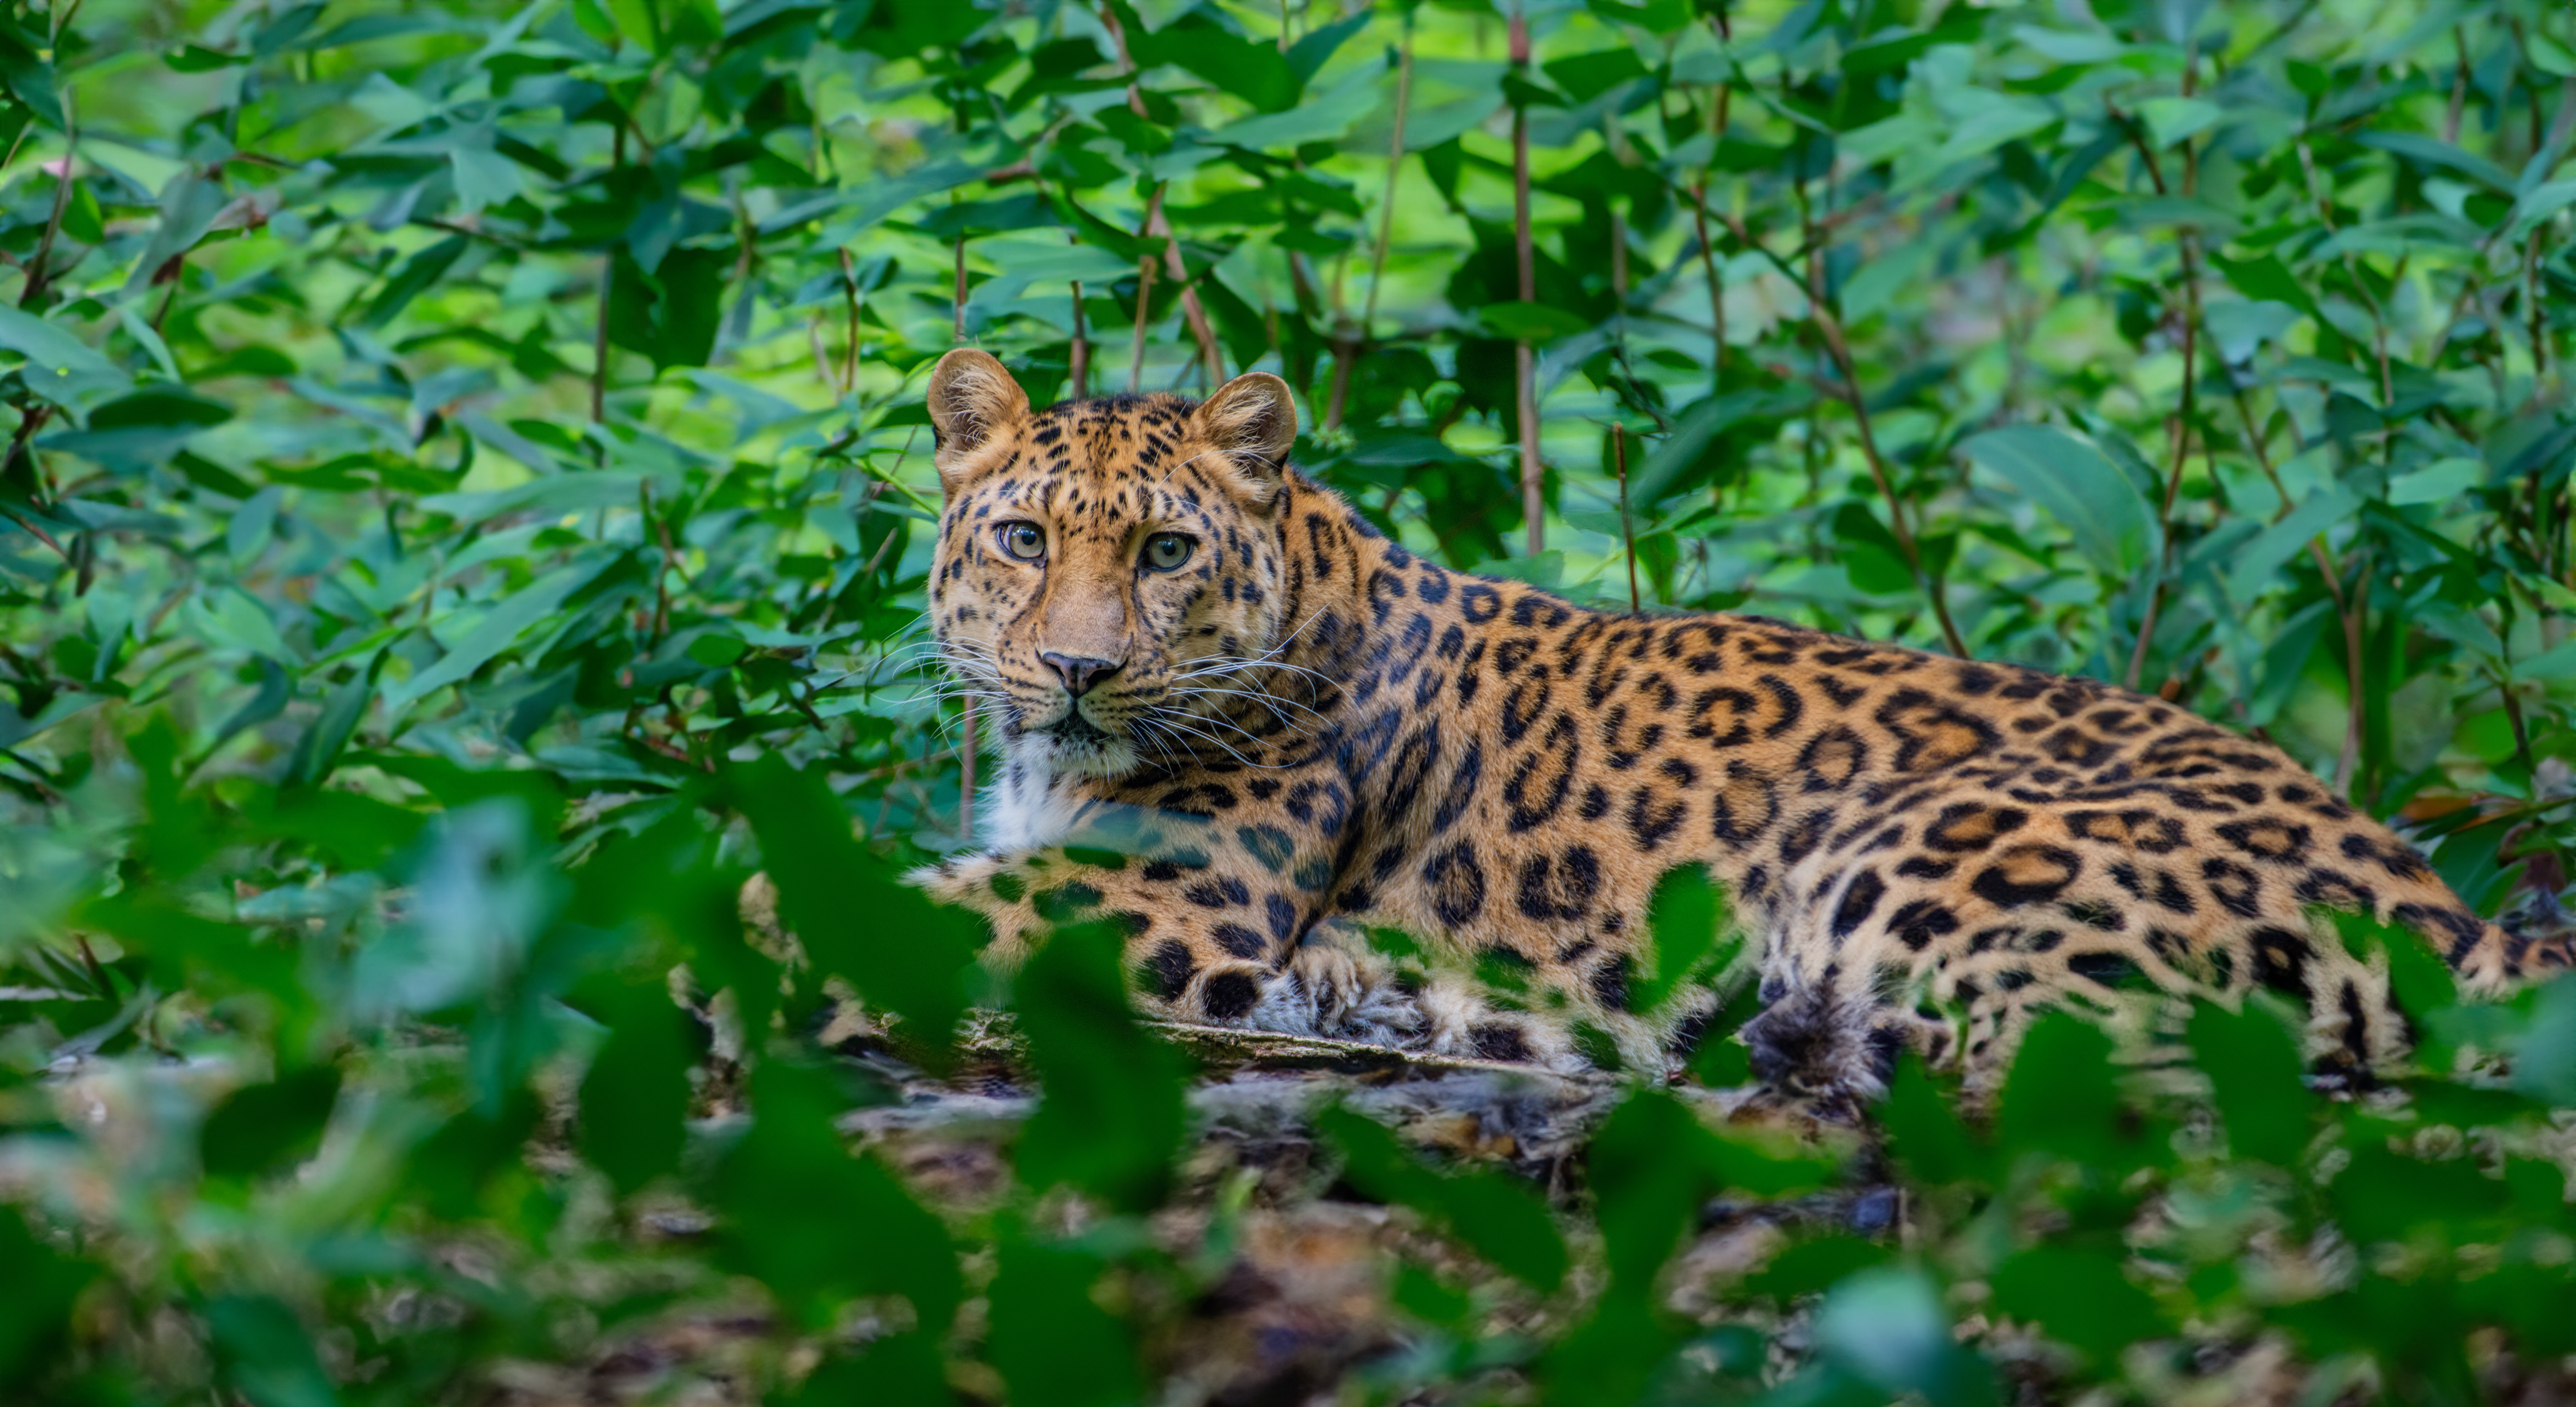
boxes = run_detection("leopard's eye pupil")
[999,524,1043,560]
[1146,534,1191,570]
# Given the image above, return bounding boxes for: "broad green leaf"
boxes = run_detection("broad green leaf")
[2228,487,2359,603]
[200,1066,342,1179]
[1989,1247,2163,1364]
[2387,456,2486,506]
[207,1295,341,1407]
[710,1059,958,1327]
[1013,921,1189,1211]
[575,979,695,1195]
[0,304,128,403]
[383,558,611,711]
[1960,425,2155,577]
[2187,999,2311,1165]
[1319,1103,1568,1291]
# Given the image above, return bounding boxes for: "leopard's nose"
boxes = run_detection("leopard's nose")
[1040,652,1124,697]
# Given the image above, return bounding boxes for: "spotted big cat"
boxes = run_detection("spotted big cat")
[905,348,2569,1101]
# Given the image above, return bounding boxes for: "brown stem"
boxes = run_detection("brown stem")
[643,482,672,642]
[2295,137,2397,408]
[1614,423,1639,612]
[591,255,612,429]
[1813,303,1967,655]
[2444,26,2470,146]
[2335,556,2371,798]
[2237,383,2367,796]
[1691,189,1725,400]
[1511,4,1542,556]
[1324,335,1356,431]
[1069,277,1090,398]
[843,247,865,390]
[2126,61,2209,694]
[2529,227,2549,398]
[1327,20,1416,434]
[0,502,66,559]
[20,118,75,311]
[1129,189,1163,392]
[1359,23,1415,338]
[1147,199,1224,387]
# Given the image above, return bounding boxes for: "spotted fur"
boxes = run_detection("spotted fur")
[907,351,2571,1101]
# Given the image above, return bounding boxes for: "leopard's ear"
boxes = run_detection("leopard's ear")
[925,348,1030,495]
[1190,372,1298,510]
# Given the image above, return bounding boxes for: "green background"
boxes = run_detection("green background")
[1,0,2575,1402]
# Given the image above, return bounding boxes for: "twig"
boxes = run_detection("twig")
[844,247,866,392]
[1129,188,1162,392]
[0,502,67,559]
[593,128,624,443]
[1069,226,1091,397]
[20,108,76,311]
[1327,18,1416,432]
[1614,423,1640,612]
[644,481,676,642]
[591,255,612,431]
[1511,2,1541,556]
[1146,199,1225,388]
[2230,385,2363,778]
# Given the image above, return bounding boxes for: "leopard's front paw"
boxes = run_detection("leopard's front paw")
[905,852,1008,909]
[1261,927,1420,1047]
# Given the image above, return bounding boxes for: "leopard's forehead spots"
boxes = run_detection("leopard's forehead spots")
[973,393,1216,530]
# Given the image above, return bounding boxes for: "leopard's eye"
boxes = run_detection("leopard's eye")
[1142,532,1195,573]
[996,522,1046,561]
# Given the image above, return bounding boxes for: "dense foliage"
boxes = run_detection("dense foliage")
[2,0,2575,1401]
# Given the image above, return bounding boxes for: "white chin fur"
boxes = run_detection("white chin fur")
[979,731,1137,851]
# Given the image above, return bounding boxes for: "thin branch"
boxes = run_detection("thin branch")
[20,109,76,311]
[1614,423,1640,612]
[1129,188,1163,392]
[1327,17,1415,432]
[2127,53,2206,693]
[1511,2,1541,556]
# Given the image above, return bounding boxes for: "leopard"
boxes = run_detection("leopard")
[904,347,2571,1105]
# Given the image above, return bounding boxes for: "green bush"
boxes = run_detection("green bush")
[1,0,2573,1401]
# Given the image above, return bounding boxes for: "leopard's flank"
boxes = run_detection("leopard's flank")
[909,349,2570,1102]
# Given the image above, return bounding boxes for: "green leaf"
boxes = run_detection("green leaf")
[1989,1246,2163,1364]
[986,1238,1143,1407]
[382,557,612,712]
[1634,865,1730,1014]
[1319,1103,1568,1291]
[359,236,469,330]
[2211,252,2323,321]
[2512,975,2576,1108]
[200,1065,342,1179]
[1830,500,1917,594]
[1013,921,1189,1211]
[0,1207,94,1383]
[2186,999,2311,1165]
[711,1059,958,1327]
[0,304,128,404]
[576,979,695,1195]
[1995,1012,2121,1166]
[1814,1267,1992,1407]
[686,633,749,667]
[2386,456,2486,506]
[721,756,978,1047]
[2228,487,2359,603]
[1959,425,2156,577]
[207,1294,341,1407]
[1479,301,1593,343]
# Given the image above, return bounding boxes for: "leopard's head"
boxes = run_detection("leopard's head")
[924,350,1302,780]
